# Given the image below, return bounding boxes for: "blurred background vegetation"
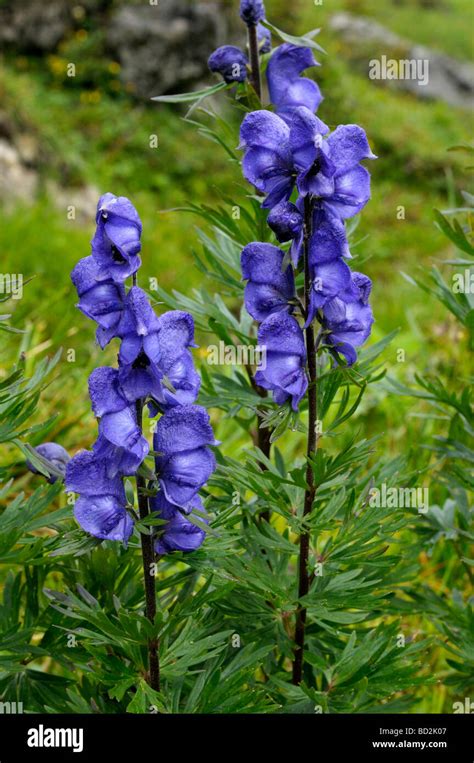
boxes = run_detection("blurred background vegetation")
[0,0,472,712]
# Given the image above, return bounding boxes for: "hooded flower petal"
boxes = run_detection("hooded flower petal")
[208,45,248,83]
[240,0,265,25]
[239,111,296,208]
[267,44,321,113]
[325,125,377,173]
[91,193,142,282]
[71,256,125,347]
[255,312,308,411]
[26,442,70,484]
[74,494,133,543]
[154,405,217,508]
[323,271,374,364]
[307,258,357,325]
[257,23,272,53]
[151,492,205,554]
[241,242,295,321]
[65,449,124,498]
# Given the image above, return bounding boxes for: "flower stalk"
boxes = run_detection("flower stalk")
[292,195,318,685]
[135,398,160,692]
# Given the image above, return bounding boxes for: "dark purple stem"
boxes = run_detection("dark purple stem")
[292,195,318,685]
[135,399,160,692]
[247,23,262,99]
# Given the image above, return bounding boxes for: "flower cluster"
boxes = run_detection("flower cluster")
[207,1,270,84]
[235,42,375,408]
[65,194,216,552]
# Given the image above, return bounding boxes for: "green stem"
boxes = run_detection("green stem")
[292,195,318,685]
[135,398,160,692]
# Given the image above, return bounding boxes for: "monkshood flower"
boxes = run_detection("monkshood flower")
[117,286,200,407]
[71,255,125,349]
[26,442,70,484]
[239,110,295,209]
[151,492,206,554]
[149,311,201,410]
[255,312,308,410]
[267,44,321,114]
[241,242,295,321]
[294,120,377,217]
[153,405,217,511]
[267,201,304,265]
[257,23,272,53]
[91,193,142,282]
[240,0,265,26]
[208,45,248,83]
[322,271,374,365]
[66,450,133,543]
[269,201,352,267]
[88,367,149,478]
[240,108,376,215]
[239,108,329,209]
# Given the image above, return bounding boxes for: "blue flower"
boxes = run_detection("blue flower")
[153,405,217,510]
[149,311,201,410]
[71,256,126,348]
[66,450,133,542]
[151,492,206,554]
[88,367,149,477]
[91,193,142,282]
[240,0,265,25]
[267,201,304,266]
[239,110,295,208]
[116,287,199,406]
[294,119,377,217]
[241,242,295,321]
[257,23,272,53]
[255,312,308,410]
[267,44,321,114]
[322,272,374,365]
[26,442,70,484]
[116,286,163,401]
[208,45,248,83]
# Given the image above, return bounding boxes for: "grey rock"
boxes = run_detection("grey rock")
[329,12,473,109]
[0,0,75,52]
[107,1,235,99]
[0,139,38,209]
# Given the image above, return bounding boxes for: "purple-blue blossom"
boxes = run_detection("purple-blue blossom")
[26,442,70,484]
[151,492,206,554]
[66,450,133,543]
[71,255,125,348]
[88,367,149,478]
[239,107,376,216]
[267,44,321,114]
[322,272,374,365]
[240,0,265,26]
[255,312,308,411]
[257,23,272,53]
[241,242,295,321]
[208,46,248,83]
[153,405,217,511]
[91,193,142,283]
